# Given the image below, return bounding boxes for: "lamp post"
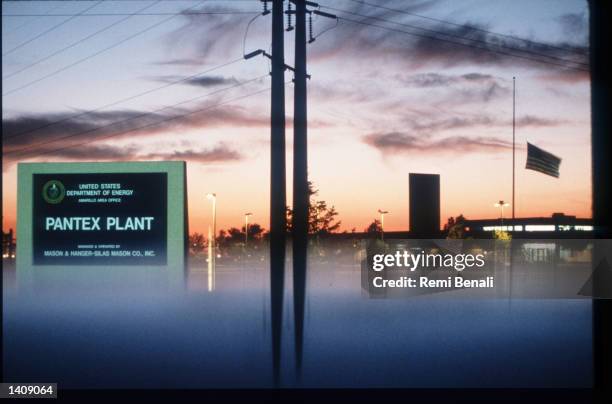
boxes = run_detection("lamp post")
[207,193,217,248]
[494,200,510,228]
[207,193,217,289]
[244,212,252,247]
[207,225,213,291]
[378,209,389,240]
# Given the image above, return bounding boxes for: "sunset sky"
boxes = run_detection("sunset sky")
[2,0,591,235]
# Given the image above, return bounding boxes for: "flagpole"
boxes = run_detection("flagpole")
[512,76,516,220]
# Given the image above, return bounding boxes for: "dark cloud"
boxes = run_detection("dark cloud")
[459,81,509,103]
[310,4,588,82]
[363,131,512,154]
[2,103,269,155]
[397,72,509,105]
[153,75,239,88]
[401,72,497,87]
[153,57,204,67]
[516,115,560,127]
[187,75,238,87]
[162,1,438,66]
[309,80,387,104]
[45,144,140,160]
[2,99,334,165]
[145,144,242,163]
[462,72,495,81]
[158,1,589,85]
[404,22,588,76]
[405,113,564,134]
[408,116,496,132]
[3,142,243,166]
[558,12,588,38]
[403,73,454,87]
[310,72,506,110]
[459,81,506,104]
[162,6,258,65]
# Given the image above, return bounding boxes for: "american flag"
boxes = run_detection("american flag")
[525,142,561,178]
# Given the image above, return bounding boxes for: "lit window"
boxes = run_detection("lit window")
[525,225,555,232]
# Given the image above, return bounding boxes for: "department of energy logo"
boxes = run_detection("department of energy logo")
[42,180,65,204]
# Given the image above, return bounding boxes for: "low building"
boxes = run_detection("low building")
[464,213,593,238]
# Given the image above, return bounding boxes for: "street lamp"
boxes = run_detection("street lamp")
[207,193,217,247]
[207,193,216,290]
[494,200,510,228]
[244,212,253,247]
[378,209,389,240]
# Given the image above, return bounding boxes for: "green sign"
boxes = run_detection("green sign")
[17,161,187,271]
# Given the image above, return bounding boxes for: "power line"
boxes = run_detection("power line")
[2,0,104,56]
[2,1,63,35]
[3,57,245,140]
[312,11,339,41]
[321,4,588,69]
[3,0,164,79]
[2,0,253,2]
[2,0,216,96]
[4,74,269,159]
[330,13,589,72]
[2,11,260,16]
[242,12,261,58]
[7,82,274,161]
[343,0,588,56]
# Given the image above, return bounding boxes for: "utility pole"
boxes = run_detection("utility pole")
[290,0,336,377]
[292,0,308,376]
[292,1,308,246]
[269,0,286,386]
[245,0,336,382]
[512,77,516,220]
[270,0,286,251]
[292,0,308,261]
[291,4,336,251]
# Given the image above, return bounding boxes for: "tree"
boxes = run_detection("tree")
[226,227,245,244]
[445,214,467,239]
[220,224,266,246]
[216,229,228,250]
[209,223,266,253]
[189,232,206,256]
[310,200,341,235]
[365,219,382,235]
[286,206,294,233]
[286,181,341,236]
[243,223,264,240]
